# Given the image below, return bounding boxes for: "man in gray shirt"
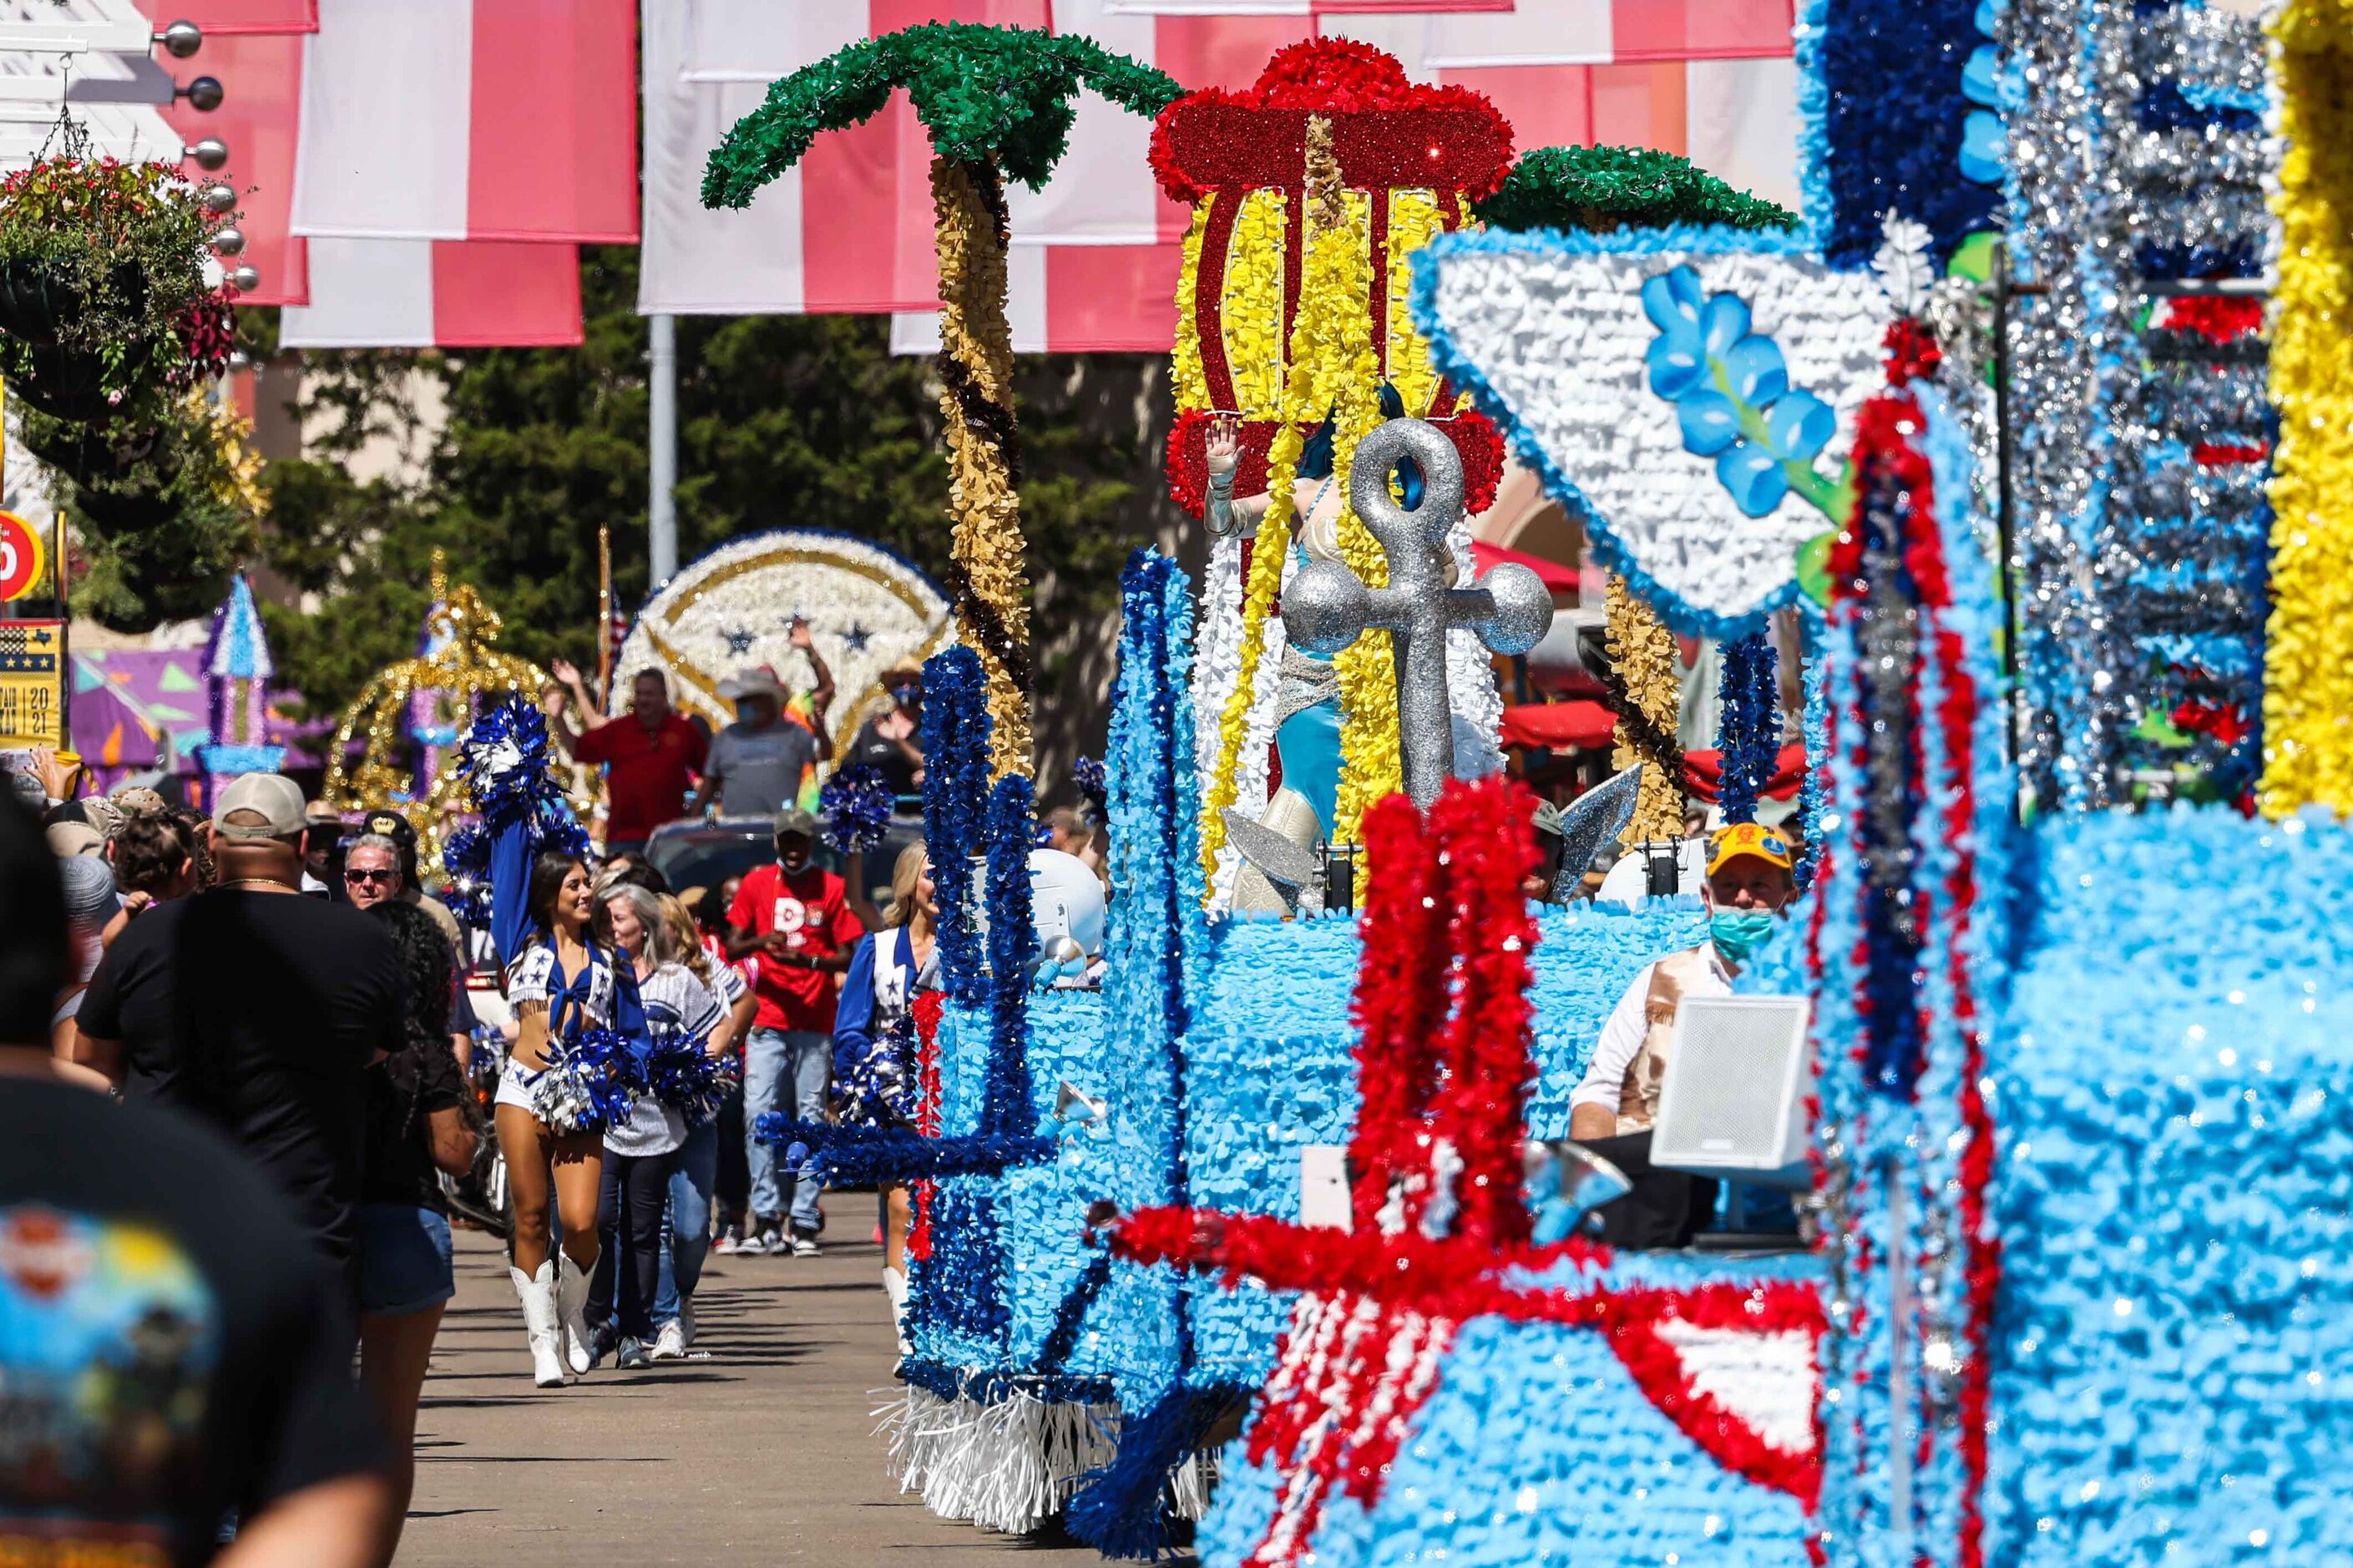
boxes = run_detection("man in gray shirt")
[693,623,835,819]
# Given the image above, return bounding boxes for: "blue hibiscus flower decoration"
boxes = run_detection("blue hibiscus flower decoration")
[1641,264,1836,518]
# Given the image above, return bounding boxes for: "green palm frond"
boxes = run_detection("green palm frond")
[702,23,1182,210]
[1473,145,1797,235]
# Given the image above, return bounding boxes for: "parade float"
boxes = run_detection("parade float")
[660,1,2353,1562]
[605,527,951,748]
[322,554,552,859]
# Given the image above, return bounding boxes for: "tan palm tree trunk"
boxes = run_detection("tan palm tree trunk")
[1605,572,1688,845]
[930,155,1033,780]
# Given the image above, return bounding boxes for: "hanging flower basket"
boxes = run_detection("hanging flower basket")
[0,157,234,418]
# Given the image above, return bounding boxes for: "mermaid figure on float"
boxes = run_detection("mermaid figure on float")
[1202,383,1445,875]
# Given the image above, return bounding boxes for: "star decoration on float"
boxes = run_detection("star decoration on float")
[843,621,873,653]
[721,625,758,656]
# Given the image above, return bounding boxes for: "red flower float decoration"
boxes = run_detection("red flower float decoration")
[1153,39,1510,517]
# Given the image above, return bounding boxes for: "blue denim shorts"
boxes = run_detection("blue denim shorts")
[356,1202,456,1317]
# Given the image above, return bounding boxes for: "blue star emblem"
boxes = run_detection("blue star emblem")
[843,622,873,653]
[722,626,757,656]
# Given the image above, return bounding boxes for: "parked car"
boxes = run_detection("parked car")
[643,811,924,913]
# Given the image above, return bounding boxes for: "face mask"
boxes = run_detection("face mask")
[890,685,919,707]
[1709,908,1778,964]
[735,701,759,724]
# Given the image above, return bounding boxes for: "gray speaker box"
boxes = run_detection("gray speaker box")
[1651,994,1814,1191]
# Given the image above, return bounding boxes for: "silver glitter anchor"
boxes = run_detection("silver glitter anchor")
[1283,417,1555,807]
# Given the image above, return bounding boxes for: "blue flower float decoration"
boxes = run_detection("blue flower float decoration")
[1642,264,1845,521]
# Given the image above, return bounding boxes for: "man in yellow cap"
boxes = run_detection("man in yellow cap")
[1566,822,1799,1246]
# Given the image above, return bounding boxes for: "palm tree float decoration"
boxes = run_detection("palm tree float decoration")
[703,24,1182,780]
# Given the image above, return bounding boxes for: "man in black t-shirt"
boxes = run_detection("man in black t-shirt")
[75,774,402,1275]
[0,796,392,1567]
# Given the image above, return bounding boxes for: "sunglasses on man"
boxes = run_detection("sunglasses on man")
[343,867,397,887]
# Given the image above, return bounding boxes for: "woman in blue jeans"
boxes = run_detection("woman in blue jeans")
[357,901,480,1540]
[648,893,754,1357]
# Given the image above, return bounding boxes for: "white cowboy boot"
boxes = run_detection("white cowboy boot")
[882,1264,911,1357]
[554,1252,596,1375]
[509,1262,565,1388]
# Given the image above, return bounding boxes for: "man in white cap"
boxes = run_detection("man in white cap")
[691,620,836,819]
[74,773,404,1288]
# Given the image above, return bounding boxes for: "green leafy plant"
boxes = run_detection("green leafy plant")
[24,391,262,631]
[0,156,235,418]
[1473,144,1797,235]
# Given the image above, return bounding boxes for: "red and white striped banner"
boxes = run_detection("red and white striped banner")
[158,0,319,31]
[1101,1,1510,14]
[132,5,312,306]
[277,239,583,348]
[289,0,638,243]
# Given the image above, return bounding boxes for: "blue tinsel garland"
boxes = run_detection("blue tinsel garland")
[1795,608,1829,892]
[1814,0,1998,267]
[920,646,990,1004]
[751,1116,1053,1185]
[980,771,1040,1137]
[1715,632,1782,826]
[818,762,893,854]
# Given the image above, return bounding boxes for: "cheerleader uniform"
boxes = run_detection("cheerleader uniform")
[495,938,622,1114]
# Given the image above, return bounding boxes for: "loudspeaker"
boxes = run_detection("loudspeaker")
[1651,994,1813,1191]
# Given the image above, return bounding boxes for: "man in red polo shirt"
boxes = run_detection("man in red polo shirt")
[725,808,863,1255]
[549,663,708,856]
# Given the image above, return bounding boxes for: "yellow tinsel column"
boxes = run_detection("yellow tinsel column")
[2263,4,2353,817]
[1604,574,1688,844]
[931,157,1035,781]
[1199,114,1399,879]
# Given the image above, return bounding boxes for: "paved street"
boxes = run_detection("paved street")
[399,1227,1111,1565]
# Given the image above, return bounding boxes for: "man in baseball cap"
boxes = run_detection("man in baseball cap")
[1563,818,1801,1248]
[693,630,837,822]
[721,800,862,1256]
[75,771,405,1277]
[213,772,309,845]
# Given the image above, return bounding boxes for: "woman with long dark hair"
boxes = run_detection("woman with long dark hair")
[495,850,635,1386]
[358,900,478,1538]
[829,841,940,1355]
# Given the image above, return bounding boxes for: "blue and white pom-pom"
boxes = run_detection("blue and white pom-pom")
[529,1025,640,1136]
[645,1028,733,1128]
[456,694,591,858]
[1072,755,1108,817]
[440,823,494,929]
[819,763,893,855]
[836,1011,920,1127]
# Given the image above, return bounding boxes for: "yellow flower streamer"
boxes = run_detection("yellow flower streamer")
[2263,6,2353,817]
[1171,196,1212,411]
[1607,574,1688,844]
[932,157,1034,781]
[1224,190,1290,413]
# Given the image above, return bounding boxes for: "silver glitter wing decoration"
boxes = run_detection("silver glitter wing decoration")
[1550,766,1643,902]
